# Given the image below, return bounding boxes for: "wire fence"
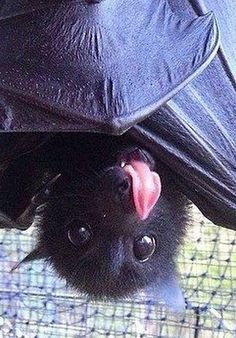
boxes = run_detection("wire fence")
[0,206,235,337]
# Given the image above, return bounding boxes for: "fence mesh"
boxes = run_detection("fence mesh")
[0,206,235,337]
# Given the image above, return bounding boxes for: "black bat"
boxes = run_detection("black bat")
[0,133,189,312]
[0,0,235,229]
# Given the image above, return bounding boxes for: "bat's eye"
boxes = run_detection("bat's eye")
[67,225,92,247]
[133,235,156,262]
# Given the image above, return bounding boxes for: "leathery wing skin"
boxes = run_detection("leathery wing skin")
[0,0,218,132]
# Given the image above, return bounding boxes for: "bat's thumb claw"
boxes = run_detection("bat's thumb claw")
[32,173,61,205]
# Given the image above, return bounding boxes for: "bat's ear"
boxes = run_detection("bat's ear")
[143,277,185,313]
[10,246,47,272]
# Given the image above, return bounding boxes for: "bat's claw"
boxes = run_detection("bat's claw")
[31,173,61,205]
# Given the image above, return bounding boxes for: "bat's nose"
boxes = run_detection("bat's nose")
[103,167,131,202]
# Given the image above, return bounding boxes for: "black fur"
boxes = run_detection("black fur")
[0,133,189,302]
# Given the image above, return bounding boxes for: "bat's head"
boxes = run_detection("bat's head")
[16,135,189,311]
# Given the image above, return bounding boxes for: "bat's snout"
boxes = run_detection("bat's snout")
[101,148,161,221]
[102,167,132,206]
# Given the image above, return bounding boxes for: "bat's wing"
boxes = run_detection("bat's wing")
[0,0,218,132]
[0,133,53,230]
[129,0,236,230]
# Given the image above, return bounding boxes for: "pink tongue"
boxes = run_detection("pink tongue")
[124,160,161,220]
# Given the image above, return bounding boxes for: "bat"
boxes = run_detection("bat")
[0,133,189,312]
[0,1,235,229]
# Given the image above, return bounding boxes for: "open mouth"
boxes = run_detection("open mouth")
[118,148,162,220]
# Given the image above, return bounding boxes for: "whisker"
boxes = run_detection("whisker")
[130,268,139,291]
[47,192,92,200]
[87,165,103,180]
[69,258,89,282]
[69,175,96,191]
[70,169,96,181]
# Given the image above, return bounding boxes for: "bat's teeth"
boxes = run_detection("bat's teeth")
[120,161,126,168]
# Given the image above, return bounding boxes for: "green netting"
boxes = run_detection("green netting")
[0,206,235,337]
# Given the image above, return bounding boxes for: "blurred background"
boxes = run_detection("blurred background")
[0,206,235,338]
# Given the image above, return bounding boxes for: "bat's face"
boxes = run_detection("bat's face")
[35,135,188,306]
